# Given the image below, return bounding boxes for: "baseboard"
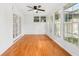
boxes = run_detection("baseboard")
[47,33,79,56]
[0,34,24,55]
[46,34,72,56]
[24,33,46,35]
[13,34,25,43]
[24,34,46,35]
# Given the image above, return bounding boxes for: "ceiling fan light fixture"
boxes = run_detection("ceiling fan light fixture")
[34,10,38,13]
[38,5,41,8]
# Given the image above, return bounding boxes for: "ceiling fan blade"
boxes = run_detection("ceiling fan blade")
[36,10,38,13]
[28,9,33,11]
[26,6,33,8]
[37,9,45,11]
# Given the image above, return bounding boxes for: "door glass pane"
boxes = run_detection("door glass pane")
[13,14,21,38]
[54,12,61,37]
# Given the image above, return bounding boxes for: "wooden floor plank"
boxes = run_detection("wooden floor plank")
[1,35,71,56]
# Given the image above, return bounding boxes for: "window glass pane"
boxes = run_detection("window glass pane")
[41,16,46,22]
[54,23,61,37]
[64,13,72,22]
[64,7,73,12]
[34,16,39,22]
[73,23,78,35]
[73,4,79,11]
[64,23,73,40]
[72,14,79,22]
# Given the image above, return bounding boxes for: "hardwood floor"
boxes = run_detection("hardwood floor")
[1,35,71,56]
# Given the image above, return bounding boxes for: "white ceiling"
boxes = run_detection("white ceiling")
[14,3,66,16]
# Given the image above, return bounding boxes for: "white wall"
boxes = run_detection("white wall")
[0,4,13,54]
[22,13,47,34]
[0,4,24,54]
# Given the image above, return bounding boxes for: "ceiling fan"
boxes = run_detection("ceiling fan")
[26,5,45,13]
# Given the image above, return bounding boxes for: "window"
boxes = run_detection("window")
[34,16,39,22]
[41,16,46,22]
[64,3,79,46]
[34,16,46,22]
